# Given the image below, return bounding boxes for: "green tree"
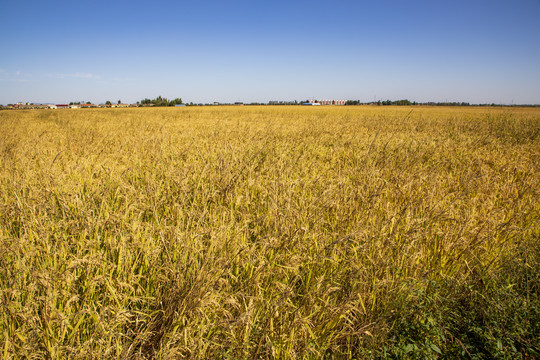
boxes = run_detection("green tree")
[394,99,412,106]
[138,96,184,107]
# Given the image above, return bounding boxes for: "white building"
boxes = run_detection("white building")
[317,99,347,105]
[303,99,346,105]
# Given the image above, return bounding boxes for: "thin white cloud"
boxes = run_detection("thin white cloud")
[55,72,102,80]
[73,72,101,79]
[94,77,134,85]
[0,70,32,81]
[111,77,133,82]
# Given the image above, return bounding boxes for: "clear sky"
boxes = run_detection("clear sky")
[1,0,539,105]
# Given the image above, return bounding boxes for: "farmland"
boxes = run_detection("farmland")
[0,106,539,358]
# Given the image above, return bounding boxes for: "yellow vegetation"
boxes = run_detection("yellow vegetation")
[0,106,538,358]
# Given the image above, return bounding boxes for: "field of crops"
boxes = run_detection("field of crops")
[0,106,538,358]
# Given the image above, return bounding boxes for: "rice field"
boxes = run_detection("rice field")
[0,105,538,359]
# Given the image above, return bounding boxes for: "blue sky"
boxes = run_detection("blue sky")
[1,0,539,104]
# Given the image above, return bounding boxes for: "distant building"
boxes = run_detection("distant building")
[302,99,346,105]
[316,99,346,105]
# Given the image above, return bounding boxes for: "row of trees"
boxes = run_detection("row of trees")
[344,99,417,106]
[60,97,474,107]
[43,98,488,108]
[268,101,300,105]
[69,101,92,105]
[269,99,457,106]
[345,99,471,106]
[69,101,121,105]
[139,96,183,107]
[380,99,415,106]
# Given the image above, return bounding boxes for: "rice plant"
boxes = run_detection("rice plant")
[0,106,538,359]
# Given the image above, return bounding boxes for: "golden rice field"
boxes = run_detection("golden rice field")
[0,106,539,359]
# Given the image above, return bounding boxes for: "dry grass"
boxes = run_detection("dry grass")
[0,106,538,359]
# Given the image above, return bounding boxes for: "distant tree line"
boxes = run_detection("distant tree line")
[421,101,471,106]
[268,101,299,105]
[7,98,540,109]
[346,99,418,106]
[345,99,472,106]
[69,101,92,105]
[139,96,183,107]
